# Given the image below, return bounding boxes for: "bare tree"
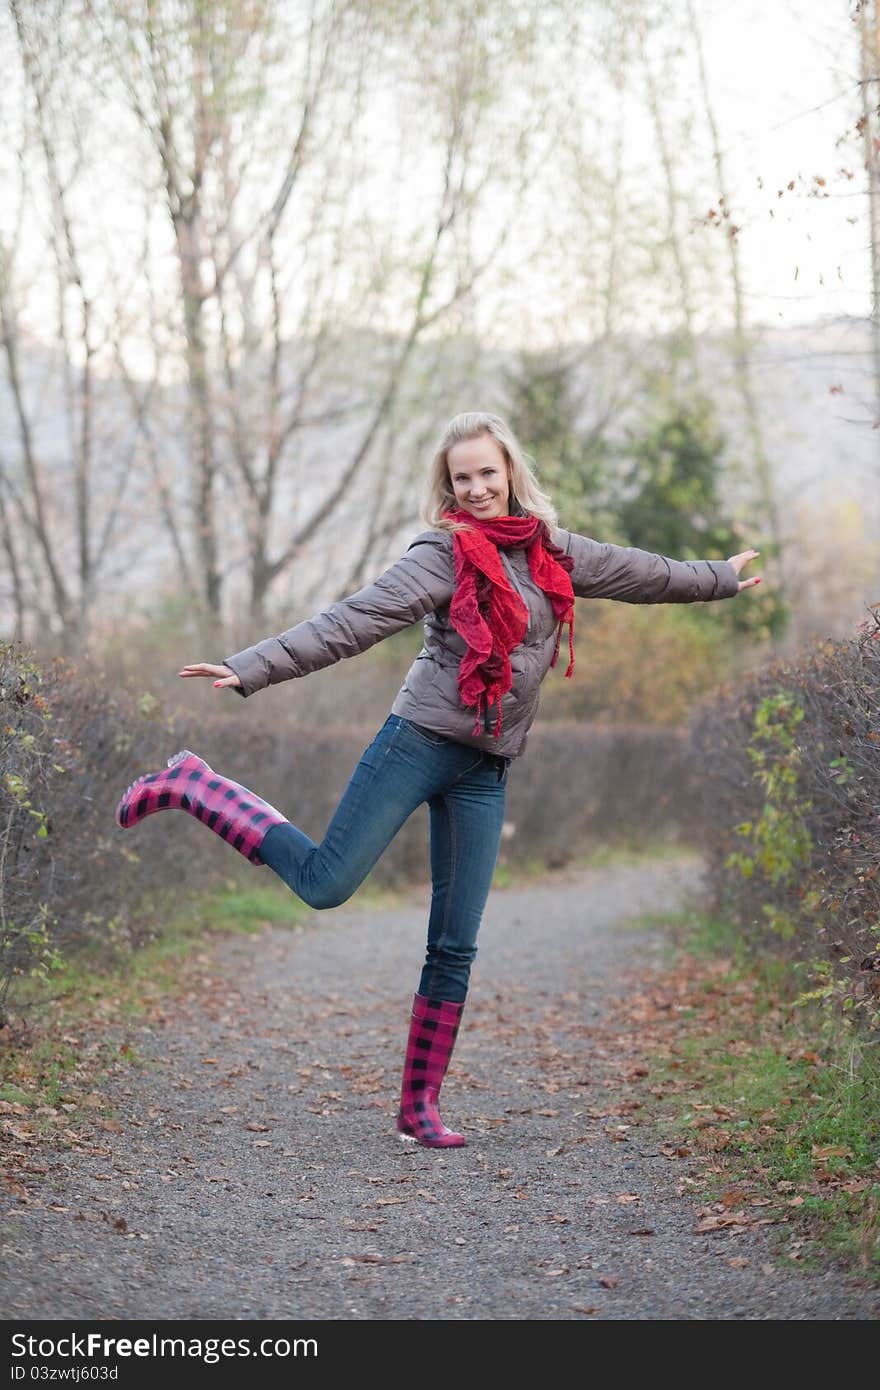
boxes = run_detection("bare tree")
[0,238,74,641]
[858,0,880,416]
[11,0,102,642]
[89,0,260,634]
[85,0,554,630]
[0,443,26,638]
[637,15,699,370]
[686,0,785,590]
[2,3,151,648]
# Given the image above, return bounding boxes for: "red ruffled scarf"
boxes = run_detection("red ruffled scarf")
[445,509,575,737]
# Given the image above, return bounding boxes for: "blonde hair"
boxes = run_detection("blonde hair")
[423,411,559,534]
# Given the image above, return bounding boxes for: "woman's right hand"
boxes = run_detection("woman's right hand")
[178,662,242,690]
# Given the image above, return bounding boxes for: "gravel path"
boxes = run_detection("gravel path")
[1,856,877,1321]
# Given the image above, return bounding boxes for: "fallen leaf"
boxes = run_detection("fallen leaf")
[694,1213,746,1231]
[811,1144,851,1162]
[719,1189,746,1208]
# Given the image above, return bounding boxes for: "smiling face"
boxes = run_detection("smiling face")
[447,433,511,521]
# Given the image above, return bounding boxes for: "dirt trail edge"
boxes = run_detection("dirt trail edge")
[2,855,877,1321]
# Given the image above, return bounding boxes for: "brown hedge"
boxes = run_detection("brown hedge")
[690,613,880,1023]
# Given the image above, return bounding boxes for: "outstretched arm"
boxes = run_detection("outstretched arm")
[557,527,760,603]
[178,532,455,699]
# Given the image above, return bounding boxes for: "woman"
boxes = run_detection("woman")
[116,411,760,1149]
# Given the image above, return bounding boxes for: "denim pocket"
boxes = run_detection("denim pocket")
[401,718,449,748]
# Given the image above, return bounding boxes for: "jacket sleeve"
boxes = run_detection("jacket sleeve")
[556,527,741,604]
[222,531,455,698]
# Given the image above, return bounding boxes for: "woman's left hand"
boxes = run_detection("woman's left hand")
[727,549,762,592]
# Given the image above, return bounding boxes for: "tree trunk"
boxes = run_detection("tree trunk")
[0,261,72,639]
[859,0,880,417]
[639,28,697,373]
[688,0,786,594]
[0,471,26,640]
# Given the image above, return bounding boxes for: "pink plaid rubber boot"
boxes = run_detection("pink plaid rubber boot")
[397,993,466,1148]
[115,749,287,865]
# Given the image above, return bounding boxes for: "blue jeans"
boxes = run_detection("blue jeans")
[258,715,509,1002]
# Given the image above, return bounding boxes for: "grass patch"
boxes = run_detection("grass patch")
[492,857,548,888]
[573,840,698,871]
[187,882,307,935]
[617,909,694,937]
[627,915,880,1281]
[493,839,699,889]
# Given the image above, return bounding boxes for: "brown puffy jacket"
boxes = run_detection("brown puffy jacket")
[223,527,740,758]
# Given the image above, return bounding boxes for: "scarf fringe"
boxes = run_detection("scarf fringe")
[447,509,576,738]
[470,695,504,738]
[551,618,576,679]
